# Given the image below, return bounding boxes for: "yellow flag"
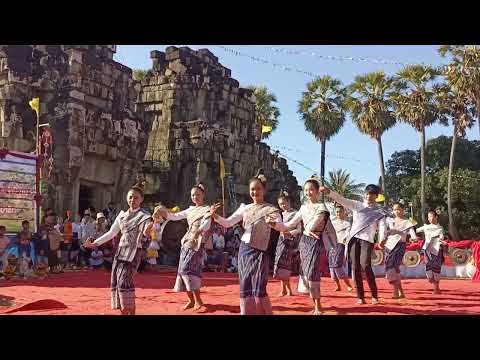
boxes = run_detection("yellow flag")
[220,156,226,180]
[29,97,40,116]
[375,194,385,202]
[261,125,272,134]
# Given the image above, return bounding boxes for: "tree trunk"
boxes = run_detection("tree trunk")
[376,136,387,204]
[447,127,461,240]
[320,139,326,202]
[420,127,426,224]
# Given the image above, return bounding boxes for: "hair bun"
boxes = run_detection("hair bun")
[197,183,205,191]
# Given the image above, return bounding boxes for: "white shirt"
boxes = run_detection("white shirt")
[214,203,281,245]
[165,206,212,232]
[385,218,417,250]
[328,191,386,243]
[331,218,351,245]
[275,203,327,236]
[417,223,444,255]
[93,209,140,246]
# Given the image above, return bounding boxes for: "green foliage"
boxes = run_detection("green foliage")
[385,136,480,238]
[325,169,365,201]
[247,85,280,139]
[298,76,347,141]
[133,69,148,81]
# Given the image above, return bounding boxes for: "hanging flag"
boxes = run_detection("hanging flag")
[375,194,385,203]
[261,125,273,134]
[220,155,226,180]
[29,97,40,116]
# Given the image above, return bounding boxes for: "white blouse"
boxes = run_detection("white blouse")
[213,203,281,245]
[275,203,328,236]
[165,205,212,231]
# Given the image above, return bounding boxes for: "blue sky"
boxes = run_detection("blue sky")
[114,45,477,187]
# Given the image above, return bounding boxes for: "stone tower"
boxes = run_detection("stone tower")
[137,46,300,212]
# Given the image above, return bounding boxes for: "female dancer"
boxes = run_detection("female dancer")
[379,202,416,299]
[267,177,337,315]
[84,183,151,315]
[329,204,353,292]
[156,184,213,311]
[210,171,280,315]
[274,191,301,296]
[416,210,447,294]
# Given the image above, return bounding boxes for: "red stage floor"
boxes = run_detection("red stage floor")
[1,270,479,315]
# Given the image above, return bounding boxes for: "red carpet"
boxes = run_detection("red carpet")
[1,270,479,315]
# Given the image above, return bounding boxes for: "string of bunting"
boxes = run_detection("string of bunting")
[258,46,414,67]
[216,46,318,78]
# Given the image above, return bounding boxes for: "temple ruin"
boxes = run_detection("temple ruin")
[0,45,300,216]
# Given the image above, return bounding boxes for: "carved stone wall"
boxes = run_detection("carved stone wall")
[0,45,149,216]
[138,46,300,212]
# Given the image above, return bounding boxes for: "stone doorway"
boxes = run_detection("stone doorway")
[79,184,95,216]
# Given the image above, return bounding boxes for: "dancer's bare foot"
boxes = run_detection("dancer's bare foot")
[371,298,379,305]
[334,287,341,292]
[183,301,195,310]
[310,309,323,315]
[347,286,353,292]
[193,302,204,310]
[286,290,293,296]
[278,291,287,297]
[356,299,366,305]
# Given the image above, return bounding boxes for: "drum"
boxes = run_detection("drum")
[403,250,421,267]
[449,248,471,266]
[371,249,384,266]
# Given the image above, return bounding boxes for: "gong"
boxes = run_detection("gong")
[449,248,471,266]
[371,249,384,266]
[403,250,421,267]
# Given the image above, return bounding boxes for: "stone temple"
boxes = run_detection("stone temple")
[0,45,300,216]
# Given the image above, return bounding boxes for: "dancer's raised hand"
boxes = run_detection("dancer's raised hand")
[209,203,222,219]
[319,186,330,195]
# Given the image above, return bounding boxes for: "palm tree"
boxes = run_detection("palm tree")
[436,45,478,239]
[325,169,365,201]
[297,76,347,195]
[247,86,280,140]
[346,72,396,201]
[391,65,440,223]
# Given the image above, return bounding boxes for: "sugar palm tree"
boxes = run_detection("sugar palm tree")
[391,65,440,223]
[346,72,397,202]
[298,76,347,195]
[247,86,280,140]
[325,169,365,201]
[436,45,478,239]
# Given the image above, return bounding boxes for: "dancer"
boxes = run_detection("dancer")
[210,170,280,315]
[320,184,387,305]
[156,184,213,311]
[84,182,151,315]
[329,204,353,292]
[416,210,447,294]
[267,177,337,315]
[274,191,302,297]
[379,202,416,299]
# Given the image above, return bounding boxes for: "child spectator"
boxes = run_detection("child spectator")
[17,232,34,278]
[0,225,11,270]
[89,248,104,269]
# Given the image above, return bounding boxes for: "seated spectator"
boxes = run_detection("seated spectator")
[33,227,49,267]
[89,248,104,269]
[17,232,35,278]
[226,249,239,273]
[0,225,11,270]
[212,227,225,251]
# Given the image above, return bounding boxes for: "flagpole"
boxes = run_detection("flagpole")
[221,177,225,219]
[35,108,40,232]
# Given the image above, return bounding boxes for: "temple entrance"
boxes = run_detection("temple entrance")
[78,184,95,216]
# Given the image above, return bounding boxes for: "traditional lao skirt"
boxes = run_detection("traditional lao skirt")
[425,246,444,283]
[273,235,294,281]
[238,241,272,315]
[328,243,347,280]
[174,245,204,292]
[298,234,324,299]
[384,242,406,283]
[111,249,143,311]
